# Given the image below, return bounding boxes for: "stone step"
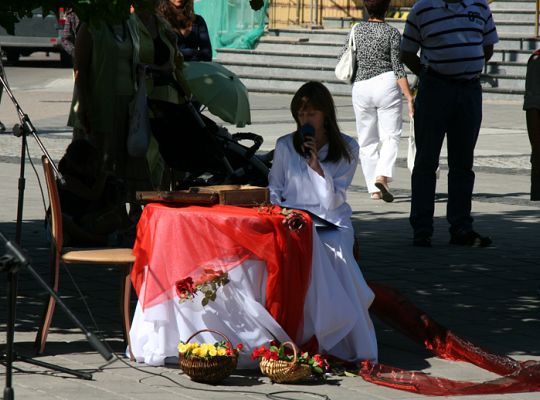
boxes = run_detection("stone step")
[268,27,540,45]
[217,57,525,95]
[387,19,536,35]
[484,61,528,75]
[489,0,537,10]
[257,35,540,53]
[218,56,528,84]
[243,79,524,101]
[218,46,533,67]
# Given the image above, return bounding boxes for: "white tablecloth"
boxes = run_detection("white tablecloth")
[129,229,377,368]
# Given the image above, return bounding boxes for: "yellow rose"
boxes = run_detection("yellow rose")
[208,348,217,357]
[191,347,201,357]
[178,344,189,354]
[198,347,208,357]
[217,348,227,356]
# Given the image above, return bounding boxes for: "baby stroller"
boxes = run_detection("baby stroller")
[143,63,272,190]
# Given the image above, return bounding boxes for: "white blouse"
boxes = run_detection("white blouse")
[268,133,359,229]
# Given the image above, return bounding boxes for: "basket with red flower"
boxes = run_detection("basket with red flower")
[251,341,329,383]
[178,329,243,384]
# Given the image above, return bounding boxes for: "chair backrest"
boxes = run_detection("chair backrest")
[42,156,64,251]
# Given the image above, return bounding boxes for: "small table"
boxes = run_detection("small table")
[129,203,360,367]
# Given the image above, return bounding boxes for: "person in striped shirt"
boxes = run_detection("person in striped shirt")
[400,0,498,248]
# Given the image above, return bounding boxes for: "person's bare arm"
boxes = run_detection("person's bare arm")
[397,77,414,118]
[484,44,494,63]
[74,23,93,134]
[400,50,422,76]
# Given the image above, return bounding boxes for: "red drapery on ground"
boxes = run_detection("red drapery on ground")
[131,203,313,342]
[361,282,540,395]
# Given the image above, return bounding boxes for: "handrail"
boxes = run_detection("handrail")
[536,0,539,37]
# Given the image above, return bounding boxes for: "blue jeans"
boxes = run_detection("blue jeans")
[410,71,482,238]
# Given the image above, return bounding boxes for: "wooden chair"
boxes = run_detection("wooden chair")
[35,156,136,358]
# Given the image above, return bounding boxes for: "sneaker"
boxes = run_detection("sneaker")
[413,235,432,247]
[0,121,6,133]
[449,230,492,247]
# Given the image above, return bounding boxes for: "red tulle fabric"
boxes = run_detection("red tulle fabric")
[361,282,540,395]
[131,203,313,342]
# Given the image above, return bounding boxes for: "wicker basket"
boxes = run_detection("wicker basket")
[178,329,238,384]
[259,341,313,383]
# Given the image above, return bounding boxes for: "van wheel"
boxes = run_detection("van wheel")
[5,49,20,63]
[59,50,73,68]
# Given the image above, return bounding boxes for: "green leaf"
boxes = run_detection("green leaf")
[312,366,323,374]
[201,297,209,307]
[343,371,358,378]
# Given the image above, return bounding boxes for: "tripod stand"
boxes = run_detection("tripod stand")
[0,61,112,400]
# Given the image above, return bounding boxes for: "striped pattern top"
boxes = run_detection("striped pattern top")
[401,0,498,80]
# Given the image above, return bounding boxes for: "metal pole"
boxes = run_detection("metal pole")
[536,0,539,37]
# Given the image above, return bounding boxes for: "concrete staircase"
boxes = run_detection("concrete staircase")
[215,0,540,101]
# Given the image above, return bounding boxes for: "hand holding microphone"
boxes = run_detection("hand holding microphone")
[299,123,315,159]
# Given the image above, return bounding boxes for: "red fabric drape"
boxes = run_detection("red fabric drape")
[361,282,540,395]
[131,203,313,342]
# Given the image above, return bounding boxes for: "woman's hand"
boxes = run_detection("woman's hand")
[406,95,415,119]
[303,136,325,177]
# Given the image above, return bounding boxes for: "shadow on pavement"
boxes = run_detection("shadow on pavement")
[1,209,538,371]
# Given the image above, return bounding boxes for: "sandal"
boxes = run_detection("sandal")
[374,179,394,203]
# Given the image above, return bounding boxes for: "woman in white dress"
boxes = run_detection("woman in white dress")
[268,81,378,362]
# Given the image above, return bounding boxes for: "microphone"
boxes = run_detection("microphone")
[299,123,315,158]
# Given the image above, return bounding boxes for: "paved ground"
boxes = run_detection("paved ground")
[0,62,539,400]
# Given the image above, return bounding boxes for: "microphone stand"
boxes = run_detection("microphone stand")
[0,63,112,399]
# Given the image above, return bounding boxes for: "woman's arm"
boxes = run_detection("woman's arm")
[397,77,414,119]
[74,23,93,134]
[307,138,359,211]
[193,15,212,61]
[267,139,286,205]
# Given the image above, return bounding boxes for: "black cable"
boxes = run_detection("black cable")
[127,358,332,400]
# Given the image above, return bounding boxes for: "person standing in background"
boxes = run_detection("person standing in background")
[401,0,498,247]
[157,0,212,61]
[61,8,84,139]
[524,49,540,201]
[338,0,414,202]
[74,10,151,215]
[61,8,80,61]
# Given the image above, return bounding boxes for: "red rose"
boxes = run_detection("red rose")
[236,343,244,351]
[175,277,195,298]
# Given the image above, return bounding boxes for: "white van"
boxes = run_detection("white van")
[0,8,70,66]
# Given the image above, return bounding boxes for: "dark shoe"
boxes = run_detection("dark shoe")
[374,180,394,203]
[0,121,6,133]
[449,231,492,247]
[413,236,432,247]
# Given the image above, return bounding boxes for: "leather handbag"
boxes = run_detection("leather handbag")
[335,24,358,83]
[127,66,151,158]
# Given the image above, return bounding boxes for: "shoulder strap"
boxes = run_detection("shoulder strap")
[349,23,358,50]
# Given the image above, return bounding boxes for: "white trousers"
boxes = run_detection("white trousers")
[352,71,403,194]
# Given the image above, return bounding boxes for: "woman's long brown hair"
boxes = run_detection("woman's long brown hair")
[156,0,195,30]
[290,81,352,163]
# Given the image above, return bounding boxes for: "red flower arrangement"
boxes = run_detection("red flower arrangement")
[251,340,330,375]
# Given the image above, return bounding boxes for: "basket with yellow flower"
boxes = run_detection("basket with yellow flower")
[178,329,243,384]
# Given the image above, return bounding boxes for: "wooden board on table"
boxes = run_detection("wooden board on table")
[136,190,219,205]
[191,185,269,207]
